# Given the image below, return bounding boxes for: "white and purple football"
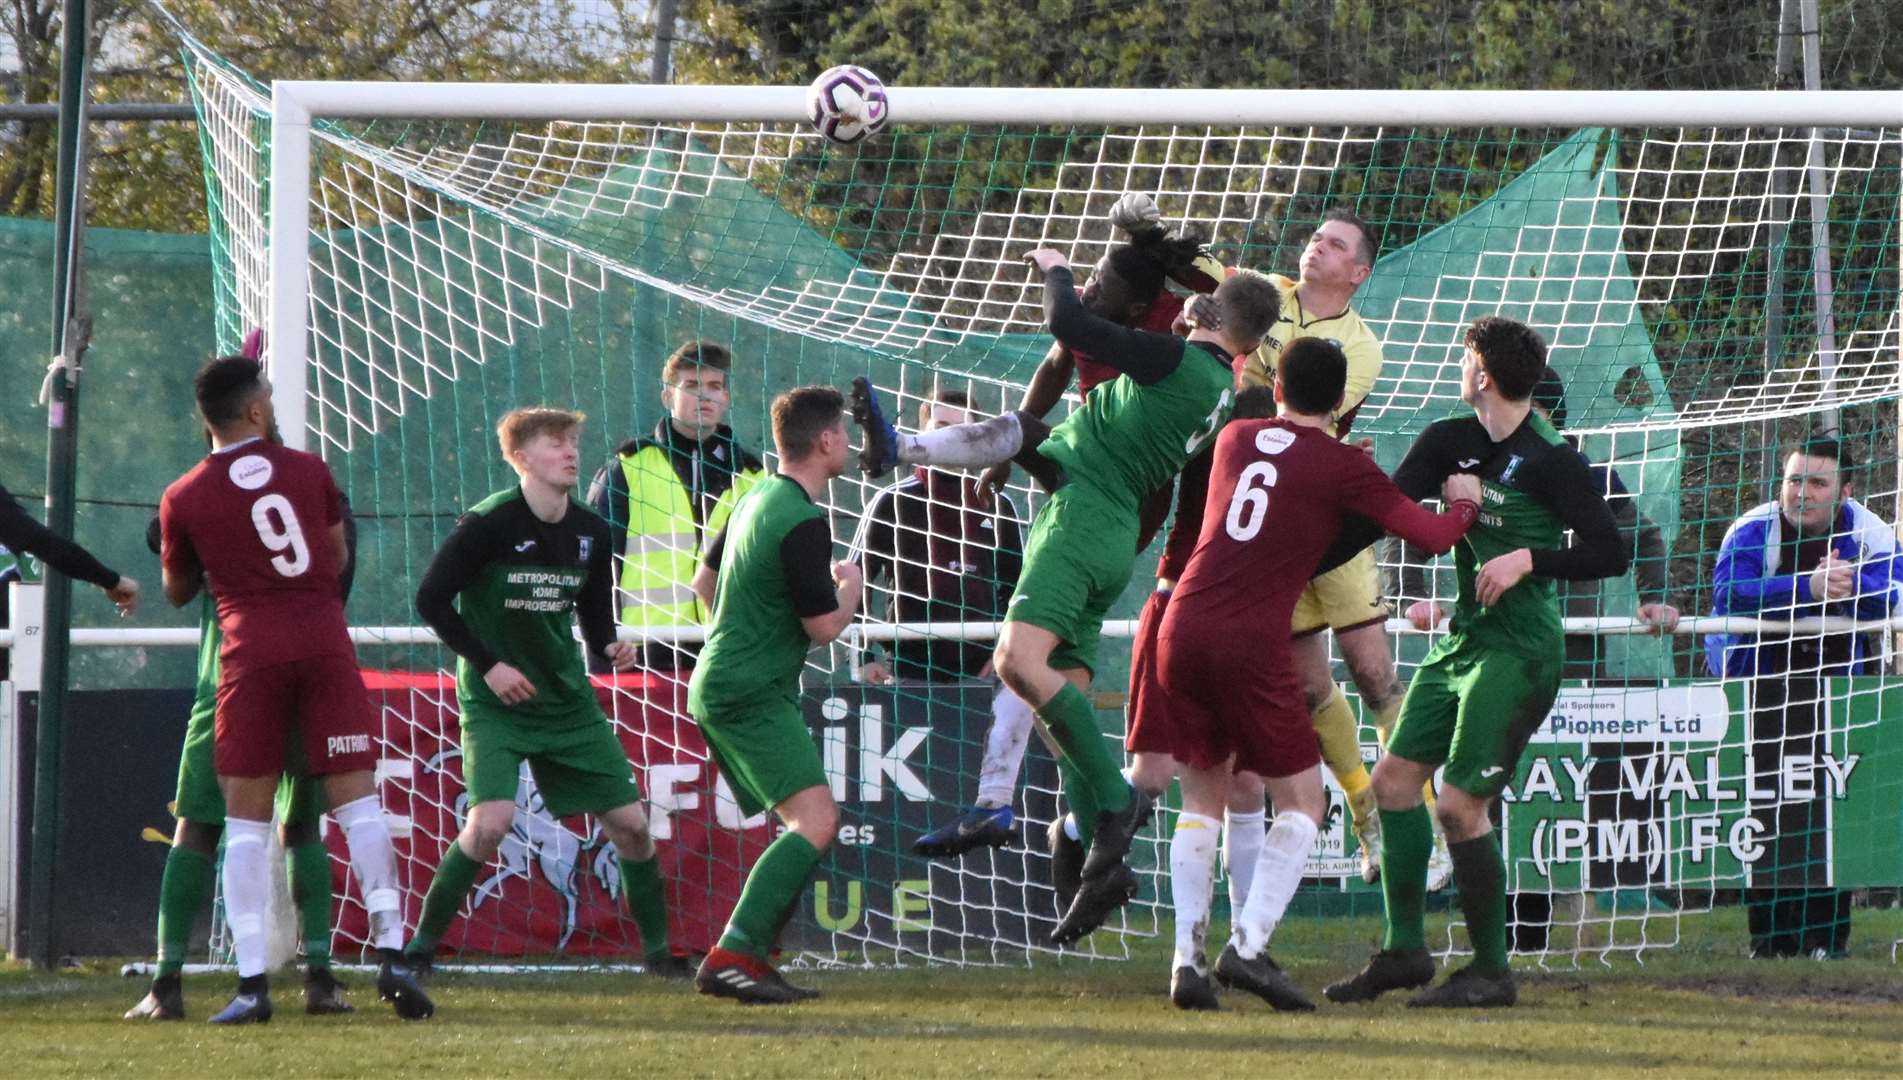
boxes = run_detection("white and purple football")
[806,65,890,145]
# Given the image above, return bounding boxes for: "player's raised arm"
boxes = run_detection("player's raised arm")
[1028,250,1187,385]
[1016,341,1080,419]
[414,512,506,676]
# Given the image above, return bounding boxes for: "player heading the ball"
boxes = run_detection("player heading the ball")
[852,251,1280,947]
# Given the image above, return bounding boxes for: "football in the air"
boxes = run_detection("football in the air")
[807,65,890,145]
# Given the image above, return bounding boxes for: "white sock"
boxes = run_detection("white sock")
[976,686,1035,808]
[1233,811,1318,960]
[898,414,1022,469]
[1222,808,1266,915]
[334,795,404,950]
[222,817,273,979]
[1170,812,1221,974]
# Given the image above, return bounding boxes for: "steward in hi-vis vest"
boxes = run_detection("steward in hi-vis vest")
[586,342,764,671]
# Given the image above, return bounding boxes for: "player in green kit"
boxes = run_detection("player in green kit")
[405,407,682,990]
[689,386,863,1005]
[1319,317,1628,1008]
[851,250,1281,945]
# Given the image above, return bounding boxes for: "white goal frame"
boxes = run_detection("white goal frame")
[262,84,1903,450]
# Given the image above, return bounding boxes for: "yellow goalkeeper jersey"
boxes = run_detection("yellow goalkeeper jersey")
[1234,273,1385,437]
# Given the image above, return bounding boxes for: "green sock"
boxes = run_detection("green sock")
[1448,833,1510,975]
[1057,757,1102,848]
[619,854,672,962]
[154,846,214,979]
[719,831,820,960]
[1036,683,1130,819]
[286,840,335,970]
[407,841,483,958]
[1378,804,1433,952]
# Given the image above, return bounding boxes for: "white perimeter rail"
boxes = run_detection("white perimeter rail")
[5,618,1903,650]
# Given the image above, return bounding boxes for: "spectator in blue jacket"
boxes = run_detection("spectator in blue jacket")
[1706,439,1898,679]
[1704,437,1895,959]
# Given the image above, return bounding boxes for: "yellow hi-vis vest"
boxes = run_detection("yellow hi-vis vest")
[614,444,760,627]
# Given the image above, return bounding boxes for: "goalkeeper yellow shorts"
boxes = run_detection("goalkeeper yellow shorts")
[1291,547,1388,637]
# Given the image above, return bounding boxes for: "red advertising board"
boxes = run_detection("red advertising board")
[327,671,773,959]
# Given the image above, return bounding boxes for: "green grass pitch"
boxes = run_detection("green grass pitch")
[3,907,1898,1078]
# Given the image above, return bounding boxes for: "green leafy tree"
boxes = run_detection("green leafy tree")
[2,1,656,229]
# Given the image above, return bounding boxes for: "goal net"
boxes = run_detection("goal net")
[179,35,1902,969]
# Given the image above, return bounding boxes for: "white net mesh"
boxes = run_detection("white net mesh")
[181,35,1902,969]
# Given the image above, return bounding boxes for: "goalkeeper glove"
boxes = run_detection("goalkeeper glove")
[1108,192,1164,238]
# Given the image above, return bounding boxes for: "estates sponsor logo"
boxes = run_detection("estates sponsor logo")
[1254,427,1297,454]
[229,454,273,490]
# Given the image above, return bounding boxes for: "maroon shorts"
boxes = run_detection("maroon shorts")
[215,652,377,779]
[1122,590,1178,756]
[1153,625,1318,780]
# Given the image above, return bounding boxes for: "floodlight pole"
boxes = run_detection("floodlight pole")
[1798,0,1841,437]
[649,0,678,85]
[26,0,91,970]
[1762,0,1801,487]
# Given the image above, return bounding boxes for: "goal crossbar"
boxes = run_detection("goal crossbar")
[269,83,1903,126]
[263,83,1903,451]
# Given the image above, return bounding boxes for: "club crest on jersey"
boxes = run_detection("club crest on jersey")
[1254,427,1297,454]
[578,536,592,561]
[228,454,273,490]
[1500,453,1525,482]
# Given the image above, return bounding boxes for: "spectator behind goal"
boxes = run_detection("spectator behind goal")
[1705,437,1898,959]
[588,341,764,675]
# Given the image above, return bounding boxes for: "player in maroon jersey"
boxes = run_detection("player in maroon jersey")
[1153,339,1482,1011]
[159,355,432,1024]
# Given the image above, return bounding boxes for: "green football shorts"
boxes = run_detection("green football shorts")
[693,697,826,819]
[460,713,642,818]
[173,694,327,826]
[1004,485,1139,677]
[1386,637,1562,799]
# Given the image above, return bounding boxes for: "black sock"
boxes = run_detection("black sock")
[237,973,269,995]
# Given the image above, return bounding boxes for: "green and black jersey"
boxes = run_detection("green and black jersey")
[687,475,839,717]
[1034,267,1235,515]
[415,486,617,728]
[1402,412,1625,654]
[1327,411,1626,657]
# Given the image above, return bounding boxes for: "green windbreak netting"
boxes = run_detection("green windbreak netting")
[43,32,1874,968]
[0,219,217,690]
